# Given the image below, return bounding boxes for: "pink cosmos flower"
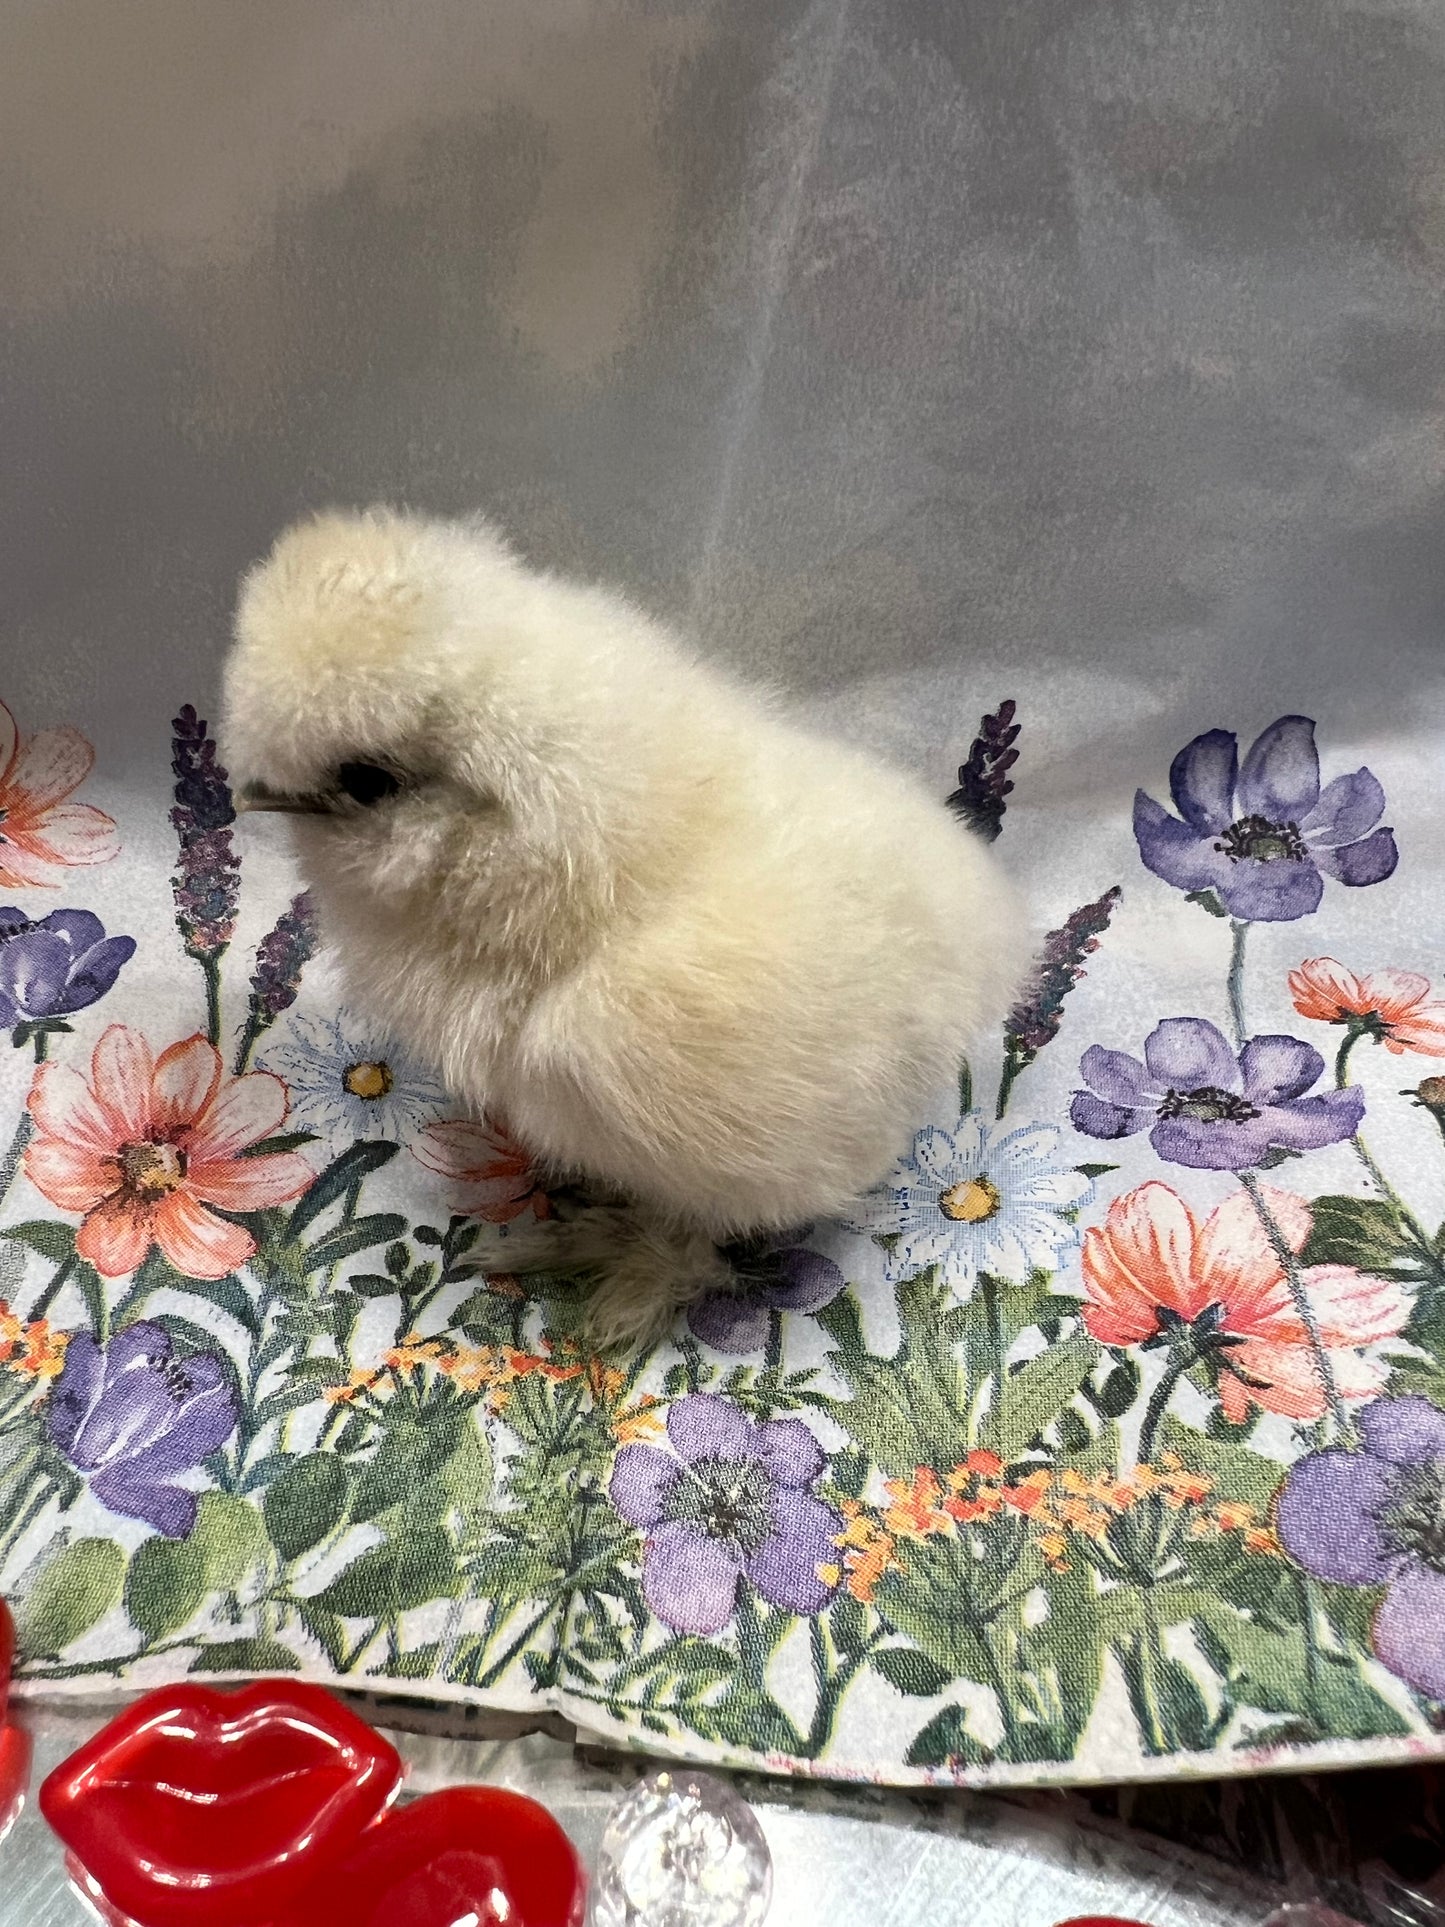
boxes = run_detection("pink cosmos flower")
[0,701,119,889]
[410,1118,551,1223]
[23,1025,312,1279]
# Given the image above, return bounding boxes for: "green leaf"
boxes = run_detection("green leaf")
[301,1215,409,1274]
[871,1646,953,1697]
[1157,1413,1282,1512]
[1192,1596,1408,1738]
[190,1492,265,1592]
[1301,1195,1412,1277]
[1076,1162,1120,1179]
[237,1131,320,1158]
[352,1420,445,1523]
[983,1329,1100,1463]
[1185,889,1228,918]
[191,1638,301,1673]
[0,1220,76,1263]
[125,1534,208,1643]
[345,1273,402,1298]
[435,1416,494,1533]
[311,1525,458,1617]
[287,1141,399,1237]
[830,1592,868,1658]
[817,1273,970,1477]
[17,1538,126,1656]
[1087,1360,1141,1419]
[1117,1634,1215,1754]
[288,1357,349,1385]
[263,1453,351,1562]
[904,1703,990,1768]
[874,1538,1001,1682]
[294,1602,349,1669]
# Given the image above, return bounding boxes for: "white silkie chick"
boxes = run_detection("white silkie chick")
[223,509,1027,1344]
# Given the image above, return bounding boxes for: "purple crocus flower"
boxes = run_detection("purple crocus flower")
[1277,1397,1445,1701]
[688,1243,846,1355]
[1070,1016,1364,1169]
[1134,715,1397,922]
[609,1394,841,1635]
[46,1322,239,1538]
[0,907,135,1031]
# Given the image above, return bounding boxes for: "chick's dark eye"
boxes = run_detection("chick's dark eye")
[335,762,402,807]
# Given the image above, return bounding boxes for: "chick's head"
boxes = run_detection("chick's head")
[225,508,561,919]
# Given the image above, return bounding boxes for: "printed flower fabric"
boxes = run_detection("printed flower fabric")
[3,690,1445,1791]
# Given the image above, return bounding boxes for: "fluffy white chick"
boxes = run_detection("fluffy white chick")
[223,509,1026,1343]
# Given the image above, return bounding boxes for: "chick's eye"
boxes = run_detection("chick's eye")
[335,762,402,807]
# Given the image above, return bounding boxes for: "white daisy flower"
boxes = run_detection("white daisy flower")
[858,1113,1094,1293]
[258,1009,450,1145]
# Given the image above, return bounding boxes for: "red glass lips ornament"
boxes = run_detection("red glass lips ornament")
[273,1786,588,1927]
[39,1681,404,1927]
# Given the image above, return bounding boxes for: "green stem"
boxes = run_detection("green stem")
[994,1051,1019,1121]
[25,1255,74,1324]
[1335,1027,1364,1090]
[803,1618,879,1759]
[1136,1346,1198,1467]
[1227,920,1249,1048]
[0,1031,48,1210]
[476,1596,560,1690]
[958,1057,973,1118]
[198,950,225,1049]
[233,1005,267,1076]
[0,1470,55,1573]
[969,1603,1024,1755]
[1241,1171,1348,1437]
[1132,1589,1173,1756]
[981,1274,1007,1445]
[1334,1027,1444,1283]
[763,1307,784,1377]
[1295,1568,1325,1729]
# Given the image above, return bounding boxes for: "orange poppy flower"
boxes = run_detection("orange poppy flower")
[1080,1180,1408,1423]
[0,701,119,889]
[1288,957,1445,1056]
[23,1025,312,1279]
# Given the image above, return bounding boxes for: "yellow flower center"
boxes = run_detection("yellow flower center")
[344,1060,393,1101]
[120,1141,186,1195]
[939,1175,1002,1223]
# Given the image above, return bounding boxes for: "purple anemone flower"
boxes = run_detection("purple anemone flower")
[0,907,135,1031]
[688,1243,846,1355]
[1277,1397,1445,1701]
[1134,715,1397,922]
[1070,1016,1363,1170]
[46,1321,239,1538]
[609,1393,841,1635]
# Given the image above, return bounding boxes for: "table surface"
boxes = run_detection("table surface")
[0,1699,1263,1927]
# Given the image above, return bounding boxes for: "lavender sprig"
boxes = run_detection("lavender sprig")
[234,891,319,1073]
[997,885,1122,1117]
[170,704,241,1043]
[947,699,1020,842]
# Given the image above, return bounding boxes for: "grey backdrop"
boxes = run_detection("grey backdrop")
[4,0,1443,788]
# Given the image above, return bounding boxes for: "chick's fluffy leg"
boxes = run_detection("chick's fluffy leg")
[582,1215,733,1349]
[463,1206,732,1348]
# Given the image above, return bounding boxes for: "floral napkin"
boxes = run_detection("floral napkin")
[2,688,1444,1790]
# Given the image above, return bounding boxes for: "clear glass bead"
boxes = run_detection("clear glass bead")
[591,1767,772,1927]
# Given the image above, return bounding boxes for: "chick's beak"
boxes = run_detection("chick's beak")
[237,783,334,816]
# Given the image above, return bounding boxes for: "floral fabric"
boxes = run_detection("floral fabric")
[3,691,1445,1789]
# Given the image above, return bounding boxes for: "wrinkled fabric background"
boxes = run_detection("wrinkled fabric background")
[3,0,1445,1791]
